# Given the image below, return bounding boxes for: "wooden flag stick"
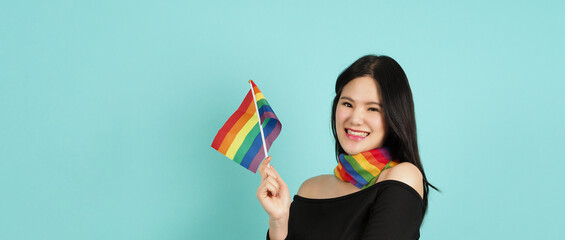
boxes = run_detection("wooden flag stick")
[249,80,270,165]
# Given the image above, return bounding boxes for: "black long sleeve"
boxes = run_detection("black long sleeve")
[267,180,423,240]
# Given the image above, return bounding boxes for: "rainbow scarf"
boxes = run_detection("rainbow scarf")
[211,80,282,173]
[334,148,399,189]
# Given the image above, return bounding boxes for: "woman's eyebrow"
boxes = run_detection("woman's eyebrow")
[340,96,382,106]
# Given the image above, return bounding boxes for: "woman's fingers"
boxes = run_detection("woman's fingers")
[258,156,272,178]
[258,168,282,198]
[268,164,281,179]
[261,174,280,196]
[262,162,279,181]
[269,166,287,190]
[263,165,287,195]
[258,180,270,197]
[258,155,288,199]
[257,156,291,219]
[266,182,278,197]
[258,177,279,198]
[266,176,280,190]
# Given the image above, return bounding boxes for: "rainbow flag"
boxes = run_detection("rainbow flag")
[211,80,282,173]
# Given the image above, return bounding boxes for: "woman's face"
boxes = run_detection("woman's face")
[335,76,388,155]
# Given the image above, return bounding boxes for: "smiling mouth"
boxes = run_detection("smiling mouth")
[346,128,370,137]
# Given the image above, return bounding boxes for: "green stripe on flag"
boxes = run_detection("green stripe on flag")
[257,98,269,110]
[232,119,271,164]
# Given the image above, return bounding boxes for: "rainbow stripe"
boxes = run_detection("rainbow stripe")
[334,148,398,189]
[211,80,282,173]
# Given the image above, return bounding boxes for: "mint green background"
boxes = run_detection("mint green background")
[1,1,564,239]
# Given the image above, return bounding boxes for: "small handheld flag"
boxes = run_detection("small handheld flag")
[211,80,282,173]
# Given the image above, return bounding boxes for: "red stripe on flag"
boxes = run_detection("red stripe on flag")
[211,91,253,151]
[250,80,263,95]
[216,98,256,154]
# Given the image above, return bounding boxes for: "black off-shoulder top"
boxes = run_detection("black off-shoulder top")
[267,180,423,240]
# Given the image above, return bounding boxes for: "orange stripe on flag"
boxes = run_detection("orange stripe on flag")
[217,102,256,154]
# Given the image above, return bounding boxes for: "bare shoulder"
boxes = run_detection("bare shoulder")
[378,162,424,198]
[297,174,333,197]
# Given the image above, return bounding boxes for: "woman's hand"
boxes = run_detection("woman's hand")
[257,156,291,218]
[257,156,290,240]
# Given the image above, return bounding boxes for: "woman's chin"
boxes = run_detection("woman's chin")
[340,138,380,155]
[343,147,364,156]
[343,144,380,155]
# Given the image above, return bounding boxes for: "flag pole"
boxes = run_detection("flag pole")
[249,80,270,165]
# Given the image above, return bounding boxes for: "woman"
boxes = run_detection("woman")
[257,55,435,240]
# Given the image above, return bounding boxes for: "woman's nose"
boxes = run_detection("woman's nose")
[349,108,364,125]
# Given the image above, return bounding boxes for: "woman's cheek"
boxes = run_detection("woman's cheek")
[335,106,349,124]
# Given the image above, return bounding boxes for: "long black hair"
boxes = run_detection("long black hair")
[331,55,438,216]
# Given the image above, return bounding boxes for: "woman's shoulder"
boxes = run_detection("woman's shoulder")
[296,174,336,198]
[297,174,332,192]
[377,162,424,198]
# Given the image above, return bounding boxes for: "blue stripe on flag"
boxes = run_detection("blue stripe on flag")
[240,119,276,169]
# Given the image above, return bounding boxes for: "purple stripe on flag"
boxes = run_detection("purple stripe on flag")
[265,121,281,150]
[248,150,266,173]
[241,119,275,170]
[258,105,274,120]
[260,111,278,124]
[247,119,280,173]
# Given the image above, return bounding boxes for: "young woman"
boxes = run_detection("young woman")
[257,55,435,240]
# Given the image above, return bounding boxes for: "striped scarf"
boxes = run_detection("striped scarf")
[334,148,399,189]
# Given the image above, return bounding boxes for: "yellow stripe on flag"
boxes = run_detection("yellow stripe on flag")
[255,92,265,101]
[225,113,259,159]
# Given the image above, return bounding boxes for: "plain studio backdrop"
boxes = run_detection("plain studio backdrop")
[1,1,564,239]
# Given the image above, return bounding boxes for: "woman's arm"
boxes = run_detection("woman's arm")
[257,157,291,240]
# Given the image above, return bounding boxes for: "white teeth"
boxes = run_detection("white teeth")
[347,129,369,137]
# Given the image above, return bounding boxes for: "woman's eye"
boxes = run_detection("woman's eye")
[369,108,379,112]
[343,102,352,107]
